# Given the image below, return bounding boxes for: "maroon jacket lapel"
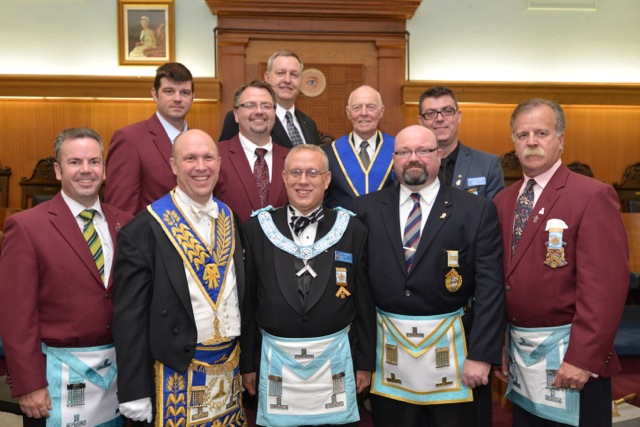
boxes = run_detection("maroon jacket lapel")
[147,114,173,169]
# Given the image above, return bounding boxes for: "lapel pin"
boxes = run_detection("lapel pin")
[440,213,447,219]
[115,222,122,232]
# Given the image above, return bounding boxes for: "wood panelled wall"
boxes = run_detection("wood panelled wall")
[0,99,220,208]
[1,76,639,208]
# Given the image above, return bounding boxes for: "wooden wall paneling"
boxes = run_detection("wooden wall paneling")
[0,99,219,208]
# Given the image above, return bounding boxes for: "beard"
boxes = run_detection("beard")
[402,161,428,186]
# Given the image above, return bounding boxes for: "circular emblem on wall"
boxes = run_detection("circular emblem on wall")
[300,68,327,98]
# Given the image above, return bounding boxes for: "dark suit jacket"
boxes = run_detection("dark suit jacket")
[219,108,320,148]
[214,135,289,223]
[240,207,376,374]
[0,193,132,397]
[494,164,629,377]
[105,114,177,215]
[355,184,505,365]
[112,205,246,403]
[450,142,504,199]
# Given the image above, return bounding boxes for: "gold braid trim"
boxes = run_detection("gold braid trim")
[164,210,208,269]
[188,343,240,375]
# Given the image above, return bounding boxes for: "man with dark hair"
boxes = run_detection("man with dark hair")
[214,80,289,222]
[494,99,628,427]
[219,49,320,147]
[0,128,133,427]
[418,85,504,199]
[105,62,194,215]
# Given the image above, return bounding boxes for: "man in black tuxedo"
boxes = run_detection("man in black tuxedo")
[241,144,375,427]
[219,49,320,147]
[354,125,504,427]
[112,129,247,426]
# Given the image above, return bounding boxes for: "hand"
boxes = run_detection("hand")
[119,397,153,423]
[18,387,51,419]
[242,372,257,396]
[462,359,491,388]
[356,370,371,394]
[551,361,590,391]
[494,346,509,384]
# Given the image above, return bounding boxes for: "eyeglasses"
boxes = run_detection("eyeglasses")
[285,169,328,179]
[235,102,274,111]
[419,107,458,120]
[393,148,438,158]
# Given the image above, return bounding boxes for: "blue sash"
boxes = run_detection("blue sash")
[148,192,235,311]
[506,323,579,426]
[155,340,245,427]
[258,328,359,426]
[331,131,395,197]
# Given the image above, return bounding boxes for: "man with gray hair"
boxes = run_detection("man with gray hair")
[324,85,395,210]
[0,128,133,426]
[219,49,320,147]
[493,98,628,426]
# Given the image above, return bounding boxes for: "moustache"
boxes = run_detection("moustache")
[522,147,545,157]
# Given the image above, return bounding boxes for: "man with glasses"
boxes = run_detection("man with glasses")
[215,80,290,223]
[419,86,504,199]
[324,85,395,210]
[241,144,375,427]
[354,125,504,427]
[219,50,320,147]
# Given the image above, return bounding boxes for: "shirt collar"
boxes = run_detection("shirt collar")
[61,190,104,219]
[174,187,219,219]
[276,104,296,124]
[522,159,562,191]
[155,112,187,143]
[399,179,440,207]
[239,132,273,153]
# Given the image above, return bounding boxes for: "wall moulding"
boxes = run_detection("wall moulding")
[0,75,221,101]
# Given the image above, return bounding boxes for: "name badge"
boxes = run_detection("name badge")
[335,251,353,264]
[467,176,486,186]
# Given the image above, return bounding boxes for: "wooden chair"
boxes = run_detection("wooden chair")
[500,150,522,188]
[19,157,60,209]
[567,161,594,178]
[0,164,10,208]
[613,162,640,212]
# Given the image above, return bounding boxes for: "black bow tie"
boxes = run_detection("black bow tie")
[289,206,324,236]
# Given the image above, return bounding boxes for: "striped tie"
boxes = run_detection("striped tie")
[403,193,422,271]
[285,111,304,146]
[79,209,104,281]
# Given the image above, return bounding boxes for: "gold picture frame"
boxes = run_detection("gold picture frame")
[117,0,175,66]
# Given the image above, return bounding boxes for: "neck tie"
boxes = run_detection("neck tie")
[79,209,104,281]
[511,178,536,256]
[285,111,304,146]
[359,140,371,169]
[289,205,324,236]
[439,157,453,186]
[403,193,422,271]
[254,148,270,208]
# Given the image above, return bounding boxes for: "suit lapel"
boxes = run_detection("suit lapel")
[271,117,293,148]
[148,114,173,169]
[272,208,306,315]
[411,186,454,272]
[295,110,315,146]
[228,137,263,211]
[48,194,104,287]
[267,146,288,207]
[379,186,407,274]
[102,205,125,289]
[506,166,568,277]
[452,143,471,190]
[304,208,335,312]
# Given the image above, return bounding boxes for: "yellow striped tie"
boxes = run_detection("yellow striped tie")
[79,209,104,281]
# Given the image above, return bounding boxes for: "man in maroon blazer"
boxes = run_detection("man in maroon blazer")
[214,80,289,223]
[105,62,194,215]
[493,99,628,427]
[0,128,133,426]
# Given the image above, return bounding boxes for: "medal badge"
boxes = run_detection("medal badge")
[544,219,568,268]
[444,250,462,292]
[335,267,351,298]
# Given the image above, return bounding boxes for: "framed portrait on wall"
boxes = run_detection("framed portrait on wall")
[117,0,175,66]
